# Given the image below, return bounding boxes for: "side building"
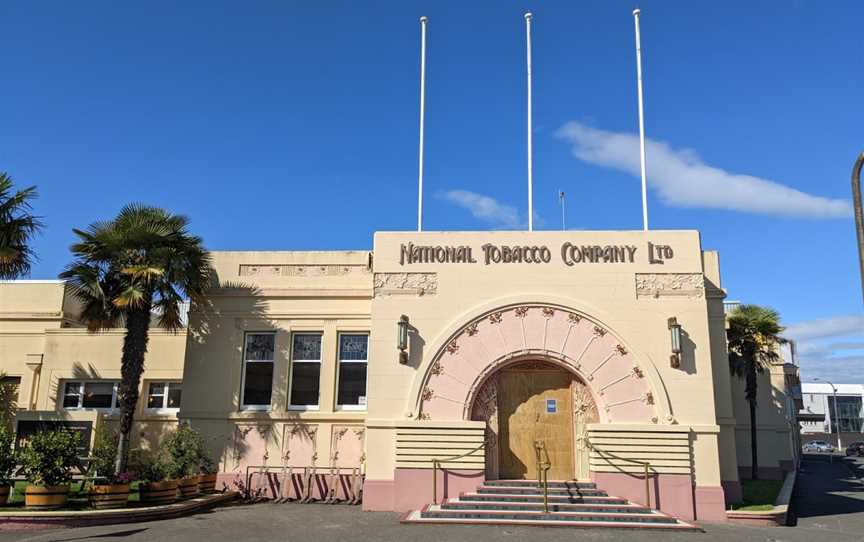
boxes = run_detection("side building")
[0,280,186,450]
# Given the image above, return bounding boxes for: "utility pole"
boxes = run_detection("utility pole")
[853,152,864,304]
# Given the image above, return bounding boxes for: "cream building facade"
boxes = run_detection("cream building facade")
[0,229,803,522]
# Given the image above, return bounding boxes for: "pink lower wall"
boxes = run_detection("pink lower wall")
[363,468,484,512]
[592,472,727,521]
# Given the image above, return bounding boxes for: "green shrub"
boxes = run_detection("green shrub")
[128,450,167,484]
[161,424,206,479]
[19,430,80,487]
[200,453,216,475]
[88,425,133,485]
[0,425,16,485]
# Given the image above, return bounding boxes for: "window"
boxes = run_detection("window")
[337,334,368,409]
[241,333,276,410]
[146,382,182,411]
[62,381,118,410]
[289,333,322,409]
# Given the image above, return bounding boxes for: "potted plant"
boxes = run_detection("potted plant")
[162,425,205,498]
[198,454,218,494]
[131,450,177,505]
[87,426,133,509]
[19,430,80,510]
[0,425,16,505]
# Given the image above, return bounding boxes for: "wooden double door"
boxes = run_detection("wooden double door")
[497,364,575,480]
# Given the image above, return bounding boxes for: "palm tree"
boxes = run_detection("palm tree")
[60,204,211,474]
[727,304,785,480]
[0,173,42,279]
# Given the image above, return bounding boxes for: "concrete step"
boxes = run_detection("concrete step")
[459,492,630,505]
[403,504,700,531]
[482,479,597,490]
[476,485,609,496]
[440,499,653,514]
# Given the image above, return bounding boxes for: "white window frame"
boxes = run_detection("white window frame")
[145,381,182,413]
[288,333,323,411]
[240,332,276,411]
[336,333,369,411]
[61,380,119,412]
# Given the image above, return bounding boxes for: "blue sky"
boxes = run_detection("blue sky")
[1,1,862,382]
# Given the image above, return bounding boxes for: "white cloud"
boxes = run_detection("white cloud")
[786,314,864,383]
[785,315,864,342]
[555,121,852,219]
[439,190,523,229]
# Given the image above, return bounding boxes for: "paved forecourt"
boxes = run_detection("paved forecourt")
[3,500,864,542]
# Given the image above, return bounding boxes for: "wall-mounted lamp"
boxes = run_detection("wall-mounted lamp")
[398,315,410,364]
[668,317,682,368]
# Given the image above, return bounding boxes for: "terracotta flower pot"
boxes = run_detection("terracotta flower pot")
[198,473,217,494]
[178,475,200,498]
[0,485,10,506]
[25,484,70,510]
[90,483,130,509]
[139,480,178,505]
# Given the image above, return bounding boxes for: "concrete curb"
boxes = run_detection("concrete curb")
[726,471,796,527]
[0,491,239,530]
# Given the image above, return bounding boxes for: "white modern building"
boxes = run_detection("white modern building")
[800,382,864,449]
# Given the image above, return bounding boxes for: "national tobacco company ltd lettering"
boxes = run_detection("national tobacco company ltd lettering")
[398,241,671,266]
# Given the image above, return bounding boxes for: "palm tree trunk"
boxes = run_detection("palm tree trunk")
[749,398,759,480]
[746,359,759,480]
[114,305,152,475]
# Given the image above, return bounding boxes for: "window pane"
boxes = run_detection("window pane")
[292,334,321,361]
[337,362,367,406]
[147,395,163,409]
[167,385,182,408]
[339,335,368,361]
[290,363,321,406]
[245,333,275,361]
[243,363,273,406]
[82,382,114,408]
[63,382,81,408]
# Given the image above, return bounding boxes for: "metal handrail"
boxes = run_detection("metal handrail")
[534,440,551,513]
[585,437,652,508]
[243,464,364,504]
[431,439,487,505]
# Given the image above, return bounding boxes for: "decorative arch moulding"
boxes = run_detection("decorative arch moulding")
[411,303,675,427]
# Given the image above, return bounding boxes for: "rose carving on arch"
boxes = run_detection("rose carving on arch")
[415,304,661,424]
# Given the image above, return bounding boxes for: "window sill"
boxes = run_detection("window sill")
[145,409,180,416]
[336,405,367,411]
[240,405,272,412]
[287,405,320,411]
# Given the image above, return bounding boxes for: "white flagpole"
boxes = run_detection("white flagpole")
[633,8,649,231]
[525,12,534,232]
[559,190,566,231]
[417,16,428,232]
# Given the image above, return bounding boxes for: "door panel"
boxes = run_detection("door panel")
[498,366,574,480]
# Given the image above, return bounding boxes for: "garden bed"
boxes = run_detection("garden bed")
[729,479,783,511]
[0,490,238,530]
[726,472,796,526]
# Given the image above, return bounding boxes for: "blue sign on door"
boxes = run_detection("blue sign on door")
[546,399,557,413]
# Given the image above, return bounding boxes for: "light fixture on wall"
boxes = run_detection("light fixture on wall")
[398,315,410,364]
[668,317,682,368]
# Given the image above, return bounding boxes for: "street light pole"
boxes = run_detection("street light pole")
[816,377,843,453]
[853,152,864,304]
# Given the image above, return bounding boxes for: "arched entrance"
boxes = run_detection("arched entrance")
[470,359,599,480]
